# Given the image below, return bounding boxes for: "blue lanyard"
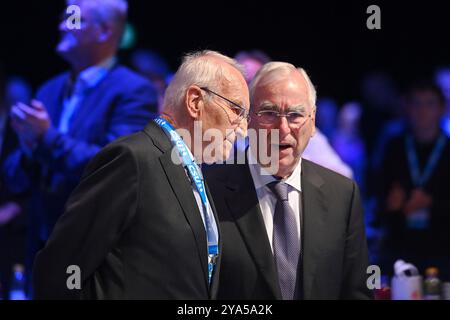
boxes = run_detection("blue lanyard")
[154,117,219,284]
[405,134,447,188]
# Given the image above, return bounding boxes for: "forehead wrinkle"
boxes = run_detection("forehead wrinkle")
[230,96,244,108]
[258,101,279,110]
[226,94,247,110]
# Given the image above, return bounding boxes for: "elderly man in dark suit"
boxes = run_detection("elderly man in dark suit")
[32,50,250,299]
[4,0,157,297]
[204,62,372,300]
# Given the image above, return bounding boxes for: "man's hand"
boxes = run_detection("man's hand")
[386,182,406,212]
[10,100,52,145]
[404,188,433,215]
[0,202,22,226]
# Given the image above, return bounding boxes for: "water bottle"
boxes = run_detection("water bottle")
[391,259,423,300]
[9,264,27,300]
[423,267,441,300]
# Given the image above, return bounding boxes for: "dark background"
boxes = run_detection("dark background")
[1,0,449,103]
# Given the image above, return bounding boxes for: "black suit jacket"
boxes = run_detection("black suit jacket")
[204,158,372,300]
[33,121,222,299]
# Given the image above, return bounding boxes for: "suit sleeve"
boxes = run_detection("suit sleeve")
[33,142,139,299]
[31,80,156,180]
[2,148,33,194]
[340,182,373,299]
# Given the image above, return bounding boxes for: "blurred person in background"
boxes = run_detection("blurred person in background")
[129,48,172,114]
[360,73,402,262]
[332,101,367,192]
[3,0,157,298]
[4,77,33,108]
[235,50,271,84]
[434,67,450,137]
[0,71,32,299]
[360,71,401,157]
[315,97,338,141]
[305,97,353,179]
[376,81,450,280]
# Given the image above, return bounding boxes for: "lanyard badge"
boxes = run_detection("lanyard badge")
[155,117,219,284]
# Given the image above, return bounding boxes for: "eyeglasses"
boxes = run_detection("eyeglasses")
[255,109,313,127]
[200,87,250,124]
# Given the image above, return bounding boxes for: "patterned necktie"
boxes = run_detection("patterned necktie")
[267,181,300,300]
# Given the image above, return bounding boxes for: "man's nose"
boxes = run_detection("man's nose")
[277,115,291,135]
[237,117,248,137]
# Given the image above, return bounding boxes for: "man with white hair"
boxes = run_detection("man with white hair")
[204,62,372,299]
[33,50,250,299]
[5,0,157,298]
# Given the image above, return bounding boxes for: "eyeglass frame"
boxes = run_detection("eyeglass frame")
[254,108,315,127]
[200,87,251,124]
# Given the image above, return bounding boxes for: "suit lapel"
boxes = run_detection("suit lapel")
[224,164,282,299]
[144,122,210,290]
[301,160,329,299]
[68,93,96,136]
[69,66,118,137]
[68,80,107,137]
[48,73,70,127]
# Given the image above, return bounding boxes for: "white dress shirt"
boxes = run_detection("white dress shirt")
[184,147,219,242]
[247,147,302,253]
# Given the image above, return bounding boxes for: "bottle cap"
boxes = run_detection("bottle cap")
[394,259,419,277]
[425,267,439,277]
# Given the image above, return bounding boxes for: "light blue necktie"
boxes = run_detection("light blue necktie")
[59,79,88,134]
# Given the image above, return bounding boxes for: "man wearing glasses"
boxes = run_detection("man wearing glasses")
[33,50,250,299]
[204,62,372,300]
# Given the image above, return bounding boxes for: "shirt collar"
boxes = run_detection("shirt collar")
[75,55,117,90]
[247,146,302,192]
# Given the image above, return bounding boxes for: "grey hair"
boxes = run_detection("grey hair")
[163,50,245,111]
[298,68,317,109]
[67,0,128,45]
[249,61,317,108]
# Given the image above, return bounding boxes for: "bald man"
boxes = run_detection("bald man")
[33,50,250,299]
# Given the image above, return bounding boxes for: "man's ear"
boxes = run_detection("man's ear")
[96,22,113,43]
[185,86,204,120]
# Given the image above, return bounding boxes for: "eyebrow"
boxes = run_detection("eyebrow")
[286,105,306,112]
[258,102,306,112]
[258,102,279,111]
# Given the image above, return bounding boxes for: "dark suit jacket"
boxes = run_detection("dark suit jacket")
[3,65,157,239]
[204,158,372,300]
[1,112,20,200]
[33,121,222,299]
